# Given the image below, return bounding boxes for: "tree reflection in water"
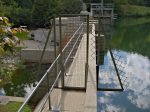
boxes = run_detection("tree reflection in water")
[0,63,50,97]
[98,18,150,112]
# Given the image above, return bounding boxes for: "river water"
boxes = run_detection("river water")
[0,63,50,97]
[97,17,150,112]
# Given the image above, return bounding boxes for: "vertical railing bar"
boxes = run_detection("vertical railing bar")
[85,15,89,89]
[96,15,101,89]
[53,17,58,87]
[39,71,62,112]
[59,16,64,88]
[37,19,54,79]
[109,49,124,90]
[46,74,51,110]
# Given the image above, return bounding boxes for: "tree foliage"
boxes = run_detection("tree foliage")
[0,17,28,86]
[0,17,28,55]
[1,0,149,27]
[32,0,82,27]
[0,0,82,28]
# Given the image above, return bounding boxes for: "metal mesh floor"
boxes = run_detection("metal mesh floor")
[64,34,87,88]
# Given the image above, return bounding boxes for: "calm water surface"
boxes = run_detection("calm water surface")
[0,64,50,97]
[98,18,150,112]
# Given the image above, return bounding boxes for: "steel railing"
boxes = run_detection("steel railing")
[18,14,89,112]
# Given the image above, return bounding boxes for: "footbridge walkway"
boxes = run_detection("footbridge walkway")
[17,1,120,111]
[18,15,97,112]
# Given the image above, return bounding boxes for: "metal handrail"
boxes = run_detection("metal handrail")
[62,23,83,53]
[39,27,84,112]
[39,71,62,112]
[64,28,83,65]
[18,20,84,112]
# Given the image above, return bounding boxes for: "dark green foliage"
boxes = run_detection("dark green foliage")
[0,0,82,27]
[112,18,150,58]
[1,0,150,27]
[1,0,17,6]
[32,0,51,27]
[1,63,37,97]
[60,0,82,14]
[32,0,82,27]
[14,0,33,8]
[9,8,32,26]
[0,0,33,26]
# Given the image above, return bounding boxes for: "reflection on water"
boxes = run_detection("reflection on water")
[98,50,150,112]
[99,50,127,89]
[0,66,37,97]
[112,18,150,59]
[98,17,150,112]
[0,63,50,97]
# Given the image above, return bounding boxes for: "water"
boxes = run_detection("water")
[98,17,150,112]
[0,63,50,97]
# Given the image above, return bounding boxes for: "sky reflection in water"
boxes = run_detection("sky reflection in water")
[98,50,150,112]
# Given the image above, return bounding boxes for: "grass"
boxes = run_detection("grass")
[15,32,31,40]
[0,101,31,112]
[119,5,150,17]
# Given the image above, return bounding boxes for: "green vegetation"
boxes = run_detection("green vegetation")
[112,18,150,58]
[84,0,150,17]
[4,65,36,96]
[0,61,37,96]
[15,32,30,40]
[0,17,29,90]
[112,0,150,17]
[118,5,150,17]
[1,0,150,25]
[0,0,82,27]
[0,101,31,112]
[115,17,150,27]
[0,17,28,54]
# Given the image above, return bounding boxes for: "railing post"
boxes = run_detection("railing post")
[85,15,89,89]
[53,17,58,87]
[109,49,124,90]
[59,16,64,88]
[47,75,51,110]
[96,16,101,89]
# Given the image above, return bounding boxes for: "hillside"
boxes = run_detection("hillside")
[118,5,150,17]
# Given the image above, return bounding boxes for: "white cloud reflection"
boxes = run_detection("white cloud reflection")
[126,52,150,109]
[98,50,150,111]
[98,95,126,112]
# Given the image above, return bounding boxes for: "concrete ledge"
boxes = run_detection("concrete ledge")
[0,96,25,105]
[84,32,97,112]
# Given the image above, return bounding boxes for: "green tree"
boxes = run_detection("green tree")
[61,0,82,14]
[32,0,52,27]
[32,0,82,27]
[0,17,28,87]
[0,0,12,16]
[14,0,33,8]
[1,0,17,6]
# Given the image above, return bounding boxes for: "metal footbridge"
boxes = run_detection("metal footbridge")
[18,2,125,112]
[18,14,97,112]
